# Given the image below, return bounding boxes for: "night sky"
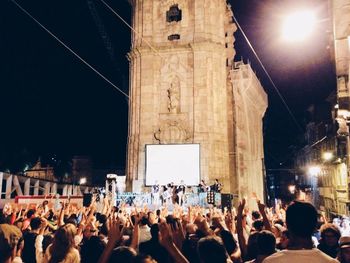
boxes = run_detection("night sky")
[0,0,336,174]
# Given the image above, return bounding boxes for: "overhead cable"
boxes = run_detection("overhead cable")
[232,14,304,133]
[99,0,304,133]
[10,0,129,99]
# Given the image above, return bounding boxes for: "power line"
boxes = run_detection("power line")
[232,14,304,134]
[100,0,304,134]
[10,0,129,99]
[99,0,160,56]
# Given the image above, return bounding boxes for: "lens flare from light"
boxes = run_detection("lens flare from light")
[308,166,321,176]
[322,152,333,161]
[282,11,316,42]
[79,177,87,184]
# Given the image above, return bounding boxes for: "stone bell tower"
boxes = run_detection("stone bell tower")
[126,0,237,192]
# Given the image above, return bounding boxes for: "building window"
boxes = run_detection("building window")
[168,34,180,41]
[166,5,182,22]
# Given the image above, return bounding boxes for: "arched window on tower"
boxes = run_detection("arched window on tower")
[166,5,182,22]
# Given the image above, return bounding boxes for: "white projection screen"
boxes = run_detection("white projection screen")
[145,144,200,186]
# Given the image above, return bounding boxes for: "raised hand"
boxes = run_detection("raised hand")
[194,216,212,236]
[159,222,174,248]
[158,221,190,263]
[107,217,123,245]
[237,198,246,215]
[171,219,185,248]
[257,199,266,213]
[39,218,49,235]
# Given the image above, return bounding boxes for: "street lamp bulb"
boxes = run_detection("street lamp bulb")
[322,152,333,161]
[308,166,321,176]
[288,185,296,194]
[282,11,316,42]
[79,177,87,184]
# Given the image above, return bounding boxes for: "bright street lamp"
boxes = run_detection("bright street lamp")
[288,184,296,194]
[282,11,316,42]
[322,152,333,161]
[79,177,87,184]
[308,166,321,176]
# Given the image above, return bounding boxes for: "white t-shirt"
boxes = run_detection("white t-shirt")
[139,225,152,244]
[263,249,339,263]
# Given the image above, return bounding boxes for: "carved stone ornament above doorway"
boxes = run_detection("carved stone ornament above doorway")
[154,119,191,144]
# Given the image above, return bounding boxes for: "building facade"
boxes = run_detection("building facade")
[332,0,350,216]
[126,0,267,199]
[292,0,350,217]
[25,160,55,181]
[294,93,350,217]
[230,61,267,205]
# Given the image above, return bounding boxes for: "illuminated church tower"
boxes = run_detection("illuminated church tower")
[126,0,267,200]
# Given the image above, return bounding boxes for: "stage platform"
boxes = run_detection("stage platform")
[115,192,224,208]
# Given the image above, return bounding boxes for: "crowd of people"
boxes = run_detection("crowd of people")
[1,193,350,263]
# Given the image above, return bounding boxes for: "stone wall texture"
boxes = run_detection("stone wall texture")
[126,0,267,201]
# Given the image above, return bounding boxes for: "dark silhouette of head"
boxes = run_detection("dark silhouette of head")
[197,236,228,263]
[320,223,341,248]
[150,224,159,241]
[286,201,317,238]
[252,210,261,220]
[257,230,276,255]
[253,220,264,232]
[30,217,42,231]
[109,246,137,263]
[27,209,36,219]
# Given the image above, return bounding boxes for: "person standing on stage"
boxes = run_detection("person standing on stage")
[162,185,172,205]
[213,178,222,193]
[198,179,207,193]
[176,180,186,206]
[160,185,167,205]
[151,181,160,206]
[169,182,177,204]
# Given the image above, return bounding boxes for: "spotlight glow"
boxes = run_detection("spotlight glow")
[282,11,316,41]
[79,177,87,184]
[308,166,321,176]
[322,152,333,161]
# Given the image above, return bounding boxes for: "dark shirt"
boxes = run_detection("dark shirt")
[182,235,200,263]
[198,183,207,193]
[80,236,106,263]
[139,239,172,263]
[317,243,339,258]
[177,185,186,193]
[22,231,38,263]
[152,185,160,193]
[213,182,222,192]
[219,229,238,254]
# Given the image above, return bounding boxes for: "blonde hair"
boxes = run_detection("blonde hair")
[49,223,77,263]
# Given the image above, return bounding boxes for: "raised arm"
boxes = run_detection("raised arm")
[236,199,248,260]
[257,200,272,231]
[98,218,124,263]
[159,222,189,263]
[130,213,141,250]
